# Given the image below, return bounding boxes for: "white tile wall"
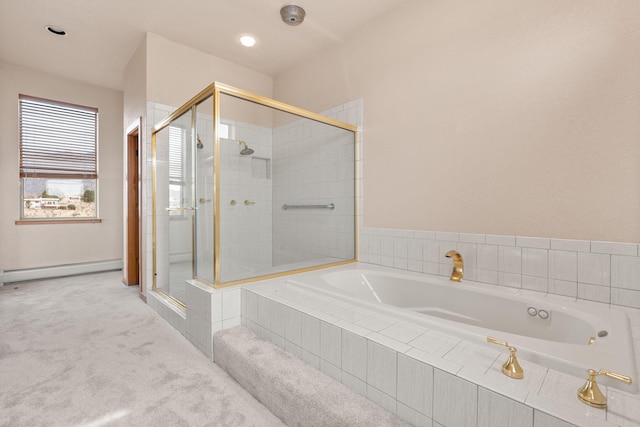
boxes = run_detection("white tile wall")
[433,369,478,427]
[358,227,640,310]
[478,388,533,427]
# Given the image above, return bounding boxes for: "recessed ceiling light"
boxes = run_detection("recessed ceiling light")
[46,25,67,36]
[239,35,257,47]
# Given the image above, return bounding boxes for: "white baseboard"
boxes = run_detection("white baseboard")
[1,259,123,285]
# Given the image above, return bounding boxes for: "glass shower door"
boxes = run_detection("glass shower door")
[154,108,194,304]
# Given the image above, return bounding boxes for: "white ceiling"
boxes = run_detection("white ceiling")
[0,0,409,90]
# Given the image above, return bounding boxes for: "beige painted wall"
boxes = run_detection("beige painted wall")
[146,33,273,108]
[274,0,640,242]
[0,63,124,270]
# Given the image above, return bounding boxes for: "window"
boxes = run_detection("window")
[19,95,98,220]
[168,125,185,217]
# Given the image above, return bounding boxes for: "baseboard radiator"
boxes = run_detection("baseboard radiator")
[1,259,122,285]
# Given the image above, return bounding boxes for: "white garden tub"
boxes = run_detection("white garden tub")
[288,266,638,393]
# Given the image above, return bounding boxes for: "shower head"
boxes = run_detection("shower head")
[196,134,204,149]
[238,140,254,155]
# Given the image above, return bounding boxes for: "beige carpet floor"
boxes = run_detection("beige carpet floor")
[0,271,284,427]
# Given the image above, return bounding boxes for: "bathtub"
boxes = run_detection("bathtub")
[288,266,638,393]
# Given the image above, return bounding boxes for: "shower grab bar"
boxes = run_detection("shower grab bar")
[165,207,196,211]
[282,203,335,210]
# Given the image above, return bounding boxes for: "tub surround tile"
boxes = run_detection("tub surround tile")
[423,240,441,262]
[612,255,640,291]
[445,341,500,378]
[487,235,516,246]
[549,251,578,282]
[284,307,302,346]
[406,348,462,375]
[578,253,611,287]
[367,332,412,354]
[550,239,591,253]
[342,371,367,397]
[221,288,241,320]
[355,314,400,332]
[299,347,320,369]
[394,237,409,259]
[591,241,638,256]
[533,411,577,427]
[423,261,440,275]
[458,243,478,268]
[380,322,427,344]
[397,353,434,417]
[498,272,522,288]
[367,385,397,414]
[522,248,548,278]
[548,279,578,298]
[607,388,640,427]
[410,330,461,357]
[478,388,534,427]
[517,237,551,249]
[341,330,368,381]
[522,275,549,293]
[334,319,372,337]
[409,238,423,261]
[433,369,478,427]
[320,321,342,367]
[269,300,287,337]
[436,232,459,242]
[397,402,434,427]
[367,341,397,397]
[257,295,271,328]
[319,360,342,383]
[474,356,548,404]
[459,233,486,244]
[577,283,611,304]
[414,231,437,240]
[499,246,522,274]
[477,245,498,271]
[477,269,499,285]
[611,288,640,310]
[526,370,609,426]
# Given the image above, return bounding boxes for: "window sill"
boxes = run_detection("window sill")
[15,219,102,225]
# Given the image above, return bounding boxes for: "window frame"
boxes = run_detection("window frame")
[16,94,101,224]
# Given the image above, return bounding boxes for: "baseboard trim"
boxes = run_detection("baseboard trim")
[1,259,123,285]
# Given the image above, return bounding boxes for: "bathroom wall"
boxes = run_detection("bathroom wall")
[0,62,124,271]
[273,0,640,243]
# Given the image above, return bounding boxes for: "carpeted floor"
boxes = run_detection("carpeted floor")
[0,271,284,427]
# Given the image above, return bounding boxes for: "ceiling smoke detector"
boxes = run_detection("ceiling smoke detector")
[280,4,306,26]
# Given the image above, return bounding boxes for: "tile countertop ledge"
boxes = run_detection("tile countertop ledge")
[242,263,640,427]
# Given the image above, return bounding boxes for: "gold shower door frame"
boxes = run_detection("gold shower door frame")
[152,82,359,295]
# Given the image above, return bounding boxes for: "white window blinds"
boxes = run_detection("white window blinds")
[19,95,98,179]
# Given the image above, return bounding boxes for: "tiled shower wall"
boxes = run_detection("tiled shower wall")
[358,228,640,310]
[271,99,362,265]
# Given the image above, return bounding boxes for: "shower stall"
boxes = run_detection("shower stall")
[151,83,357,305]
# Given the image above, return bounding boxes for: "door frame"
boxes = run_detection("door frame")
[124,118,143,297]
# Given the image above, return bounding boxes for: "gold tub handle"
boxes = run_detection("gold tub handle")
[487,336,524,379]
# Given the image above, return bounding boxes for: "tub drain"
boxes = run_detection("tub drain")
[597,330,608,338]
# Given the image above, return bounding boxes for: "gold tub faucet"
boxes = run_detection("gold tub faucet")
[577,369,632,408]
[445,250,464,282]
